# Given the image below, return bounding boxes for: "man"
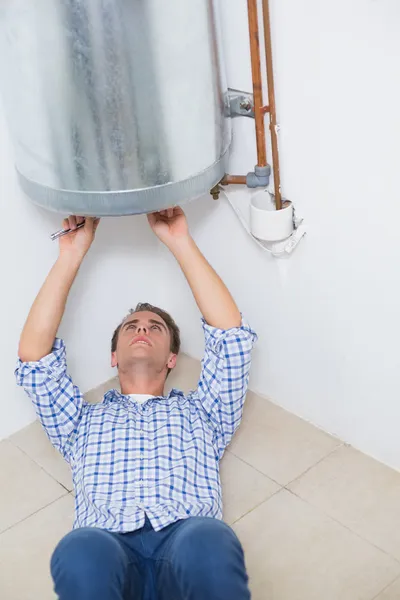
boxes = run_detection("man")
[16,207,257,600]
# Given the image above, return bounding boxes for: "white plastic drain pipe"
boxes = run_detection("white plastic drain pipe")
[250,189,293,242]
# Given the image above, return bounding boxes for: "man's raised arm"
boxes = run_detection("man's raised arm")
[147,208,241,330]
[18,216,99,362]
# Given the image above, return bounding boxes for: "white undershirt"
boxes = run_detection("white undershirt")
[128,394,155,405]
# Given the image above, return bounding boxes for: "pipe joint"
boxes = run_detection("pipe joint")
[246,164,271,188]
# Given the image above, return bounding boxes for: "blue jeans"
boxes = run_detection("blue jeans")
[50,517,251,600]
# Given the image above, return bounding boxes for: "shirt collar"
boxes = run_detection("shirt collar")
[103,387,184,405]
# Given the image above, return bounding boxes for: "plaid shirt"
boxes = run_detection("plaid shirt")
[15,319,257,533]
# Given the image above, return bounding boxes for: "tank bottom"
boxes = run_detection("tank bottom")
[17,151,229,217]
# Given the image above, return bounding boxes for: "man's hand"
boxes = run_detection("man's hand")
[147,208,189,249]
[59,216,100,259]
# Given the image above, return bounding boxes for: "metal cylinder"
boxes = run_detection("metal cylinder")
[0,1,231,216]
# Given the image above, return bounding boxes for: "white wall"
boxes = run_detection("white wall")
[2,0,400,470]
[163,0,400,470]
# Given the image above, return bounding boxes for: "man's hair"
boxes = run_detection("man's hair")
[111,303,181,358]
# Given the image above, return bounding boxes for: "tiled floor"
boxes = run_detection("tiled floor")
[2,354,400,599]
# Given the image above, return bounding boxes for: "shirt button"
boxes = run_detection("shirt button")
[140,453,144,460]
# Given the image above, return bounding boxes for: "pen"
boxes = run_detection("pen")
[50,221,85,241]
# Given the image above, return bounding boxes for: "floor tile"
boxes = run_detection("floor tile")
[220,451,280,525]
[0,440,67,533]
[166,353,201,395]
[0,494,74,600]
[229,392,341,485]
[374,577,400,599]
[288,444,400,561]
[233,489,400,600]
[10,421,73,491]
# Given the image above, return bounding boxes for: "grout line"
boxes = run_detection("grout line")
[285,487,400,567]
[8,437,73,493]
[228,440,400,568]
[228,440,345,490]
[231,487,283,527]
[227,449,283,487]
[0,492,71,537]
[371,574,400,600]
[283,442,346,489]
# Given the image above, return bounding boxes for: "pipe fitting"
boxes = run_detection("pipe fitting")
[210,184,221,200]
[246,164,271,188]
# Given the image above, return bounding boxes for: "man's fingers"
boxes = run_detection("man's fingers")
[83,217,100,232]
[61,215,101,234]
[68,215,77,230]
[147,212,156,224]
[61,216,75,230]
[148,208,179,226]
[158,208,175,219]
[88,217,100,233]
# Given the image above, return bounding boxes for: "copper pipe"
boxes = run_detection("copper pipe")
[247,0,267,167]
[222,0,283,210]
[221,175,247,185]
[262,0,282,210]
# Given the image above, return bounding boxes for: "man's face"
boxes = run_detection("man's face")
[111,311,177,375]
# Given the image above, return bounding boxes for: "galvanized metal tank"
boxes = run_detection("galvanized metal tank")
[0,1,231,215]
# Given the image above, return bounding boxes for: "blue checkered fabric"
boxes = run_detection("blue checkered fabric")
[15,319,257,533]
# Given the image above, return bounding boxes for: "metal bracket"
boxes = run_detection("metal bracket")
[226,88,255,119]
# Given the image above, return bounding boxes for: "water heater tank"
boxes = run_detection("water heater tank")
[0,1,231,215]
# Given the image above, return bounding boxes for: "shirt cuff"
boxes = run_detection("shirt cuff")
[15,338,67,385]
[202,317,258,354]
